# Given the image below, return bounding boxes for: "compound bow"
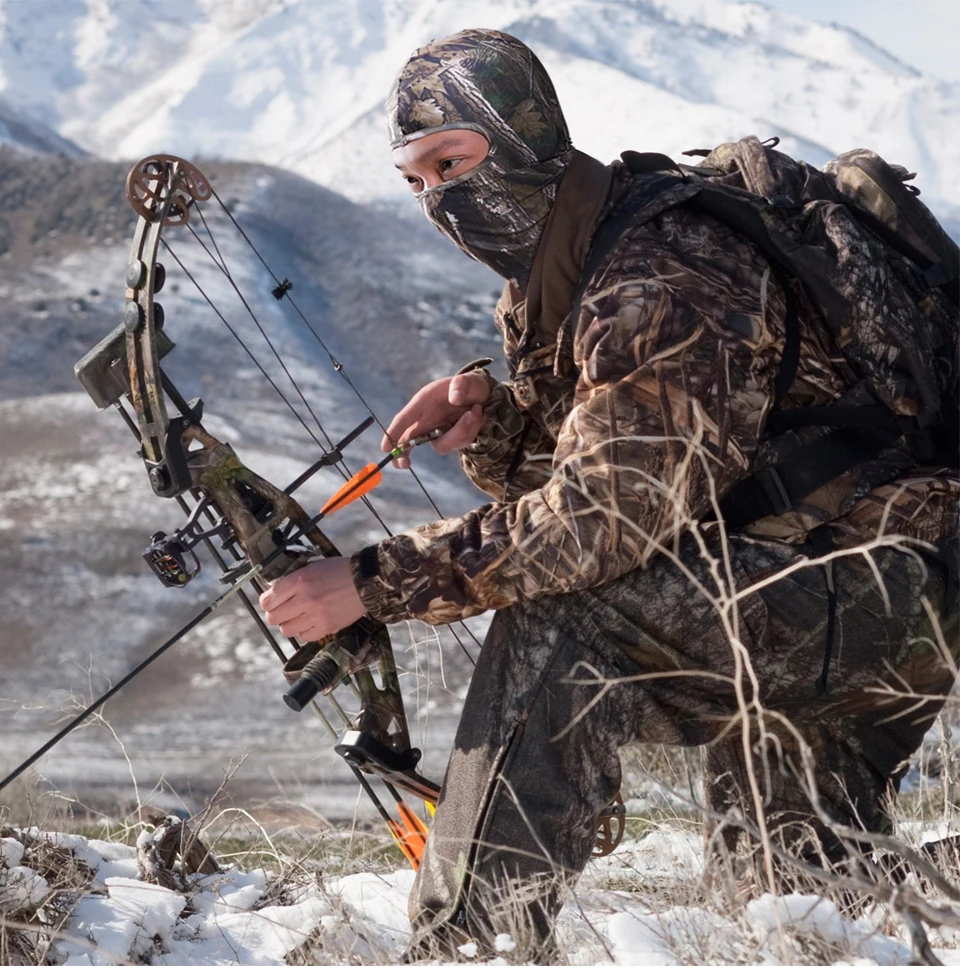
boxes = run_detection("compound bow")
[66,154,624,866]
[73,154,452,863]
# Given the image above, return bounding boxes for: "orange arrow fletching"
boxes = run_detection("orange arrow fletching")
[388,802,428,870]
[387,819,417,869]
[389,803,427,871]
[320,463,383,516]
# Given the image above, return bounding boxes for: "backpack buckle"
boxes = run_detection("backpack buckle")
[757,465,792,516]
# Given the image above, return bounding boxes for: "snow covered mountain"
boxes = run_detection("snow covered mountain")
[0,94,84,156]
[0,0,956,230]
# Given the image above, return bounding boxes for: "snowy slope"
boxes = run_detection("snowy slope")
[0,0,956,226]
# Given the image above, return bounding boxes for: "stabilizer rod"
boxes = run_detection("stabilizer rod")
[1,605,212,793]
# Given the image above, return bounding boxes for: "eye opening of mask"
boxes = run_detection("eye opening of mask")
[390,121,490,150]
[392,123,494,197]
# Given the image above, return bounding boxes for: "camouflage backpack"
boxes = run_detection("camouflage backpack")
[572,135,959,531]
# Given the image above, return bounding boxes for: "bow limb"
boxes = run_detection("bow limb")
[124,155,211,498]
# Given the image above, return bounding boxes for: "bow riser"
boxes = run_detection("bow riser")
[182,424,332,578]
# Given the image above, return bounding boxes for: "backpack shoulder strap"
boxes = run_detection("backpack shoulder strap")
[570,155,802,407]
[568,164,695,333]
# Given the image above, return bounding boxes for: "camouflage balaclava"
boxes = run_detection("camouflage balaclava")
[387,29,572,291]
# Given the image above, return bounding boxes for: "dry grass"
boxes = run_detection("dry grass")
[1,697,957,964]
[0,826,97,966]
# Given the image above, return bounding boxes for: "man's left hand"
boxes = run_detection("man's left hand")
[259,558,366,641]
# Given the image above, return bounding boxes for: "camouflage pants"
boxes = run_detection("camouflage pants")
[408,533,957,957]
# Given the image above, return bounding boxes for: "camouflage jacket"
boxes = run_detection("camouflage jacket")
[352,151,958,626]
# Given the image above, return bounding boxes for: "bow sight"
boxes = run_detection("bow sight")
[144,530,202,587]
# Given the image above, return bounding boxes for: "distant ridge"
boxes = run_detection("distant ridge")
[0,0,954,229]
[0,95,84,157]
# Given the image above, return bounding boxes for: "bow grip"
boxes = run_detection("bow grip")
[282,622,368,712]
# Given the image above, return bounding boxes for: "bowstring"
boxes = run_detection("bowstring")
[160,240,327,452]
[164,225,391,533]
[169,196,482,664]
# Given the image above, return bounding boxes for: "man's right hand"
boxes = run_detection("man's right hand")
[382,371,491,469]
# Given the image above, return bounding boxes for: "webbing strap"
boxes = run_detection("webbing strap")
[773,277,800,405]
[767,403,908,433]
[718,426,899,530]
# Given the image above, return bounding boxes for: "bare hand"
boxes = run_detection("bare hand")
[259,558,365,642]
[383,371,491,469]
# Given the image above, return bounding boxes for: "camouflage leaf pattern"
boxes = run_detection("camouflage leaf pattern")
[352,157,959,627]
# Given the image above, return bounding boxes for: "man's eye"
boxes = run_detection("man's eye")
[439,158,462,174]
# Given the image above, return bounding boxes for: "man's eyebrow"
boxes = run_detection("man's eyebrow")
[394,138,467,168]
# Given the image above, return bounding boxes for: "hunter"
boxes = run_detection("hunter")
[261,29,959,958]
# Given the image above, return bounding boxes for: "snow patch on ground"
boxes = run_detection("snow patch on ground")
[2,826,957,965]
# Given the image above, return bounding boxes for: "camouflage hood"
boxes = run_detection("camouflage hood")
[386,29,573,290]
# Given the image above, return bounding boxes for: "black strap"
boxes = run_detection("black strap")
[806,525,838,696]
[718,425,899,530]
[620,150,683,175]
[767,404,910,434]
[356,544,380,579]
[773,276,800,405]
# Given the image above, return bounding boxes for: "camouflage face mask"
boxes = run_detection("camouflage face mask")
[387,29,572,290]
